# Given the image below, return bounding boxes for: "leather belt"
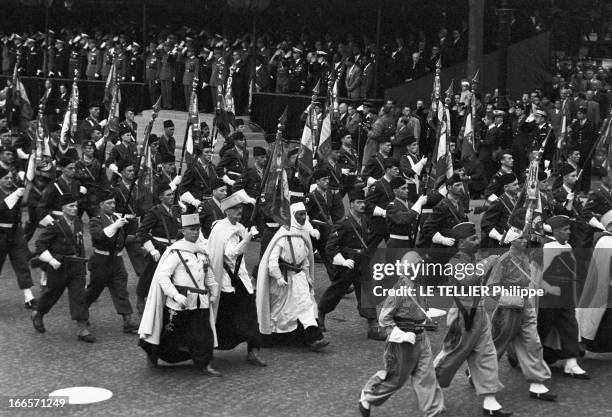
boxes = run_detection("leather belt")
[289,191,304,197]
[0,223,14,228]
[94,248,124,256]
[422,209,433,214]
[153,236,173,244]
[389,234,410,240]
[266,222,280,228]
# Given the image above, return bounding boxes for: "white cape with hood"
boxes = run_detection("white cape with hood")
[138,238,218,347]
[256,208,316,335]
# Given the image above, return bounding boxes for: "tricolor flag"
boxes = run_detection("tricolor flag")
[426,105,453,192]
[317,78,338,160]
[261,130,291,230]
[60,79,79,144]
[103,63,121,135]
[185,83,200,165]
[11,63,33,122]
[460,111,476,161]
[298,103,317,188]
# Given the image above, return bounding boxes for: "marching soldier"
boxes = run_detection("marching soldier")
[107,125,139,182]
[152,153,181,203]
[24,152,55,241]
[318,142,345,195]
[305,169,345,281]
[364,158,400,248]
[76,102,103,144]
[217,130,249,188]
[74,140,110,219]
[481,173,519,250]
[399,137,427,198]
[111,161,148,279]
[318,187,386,341]
[483,150,515,204]
[233,146,266,225]
[569,106,598,193]
[433,222,510,416]
[199,179,227,238]
[362,140,392,187]
[179,142,218,211]
[136,183,181,313]
[85,38,102,80]
[385,177,427,248]
[0,167,37,308]
[159,120,176,156]
[85,189,140,334]
[31,194,95,343]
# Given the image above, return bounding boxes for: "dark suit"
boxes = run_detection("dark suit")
[217,147,249,184]
[76,116,102,144]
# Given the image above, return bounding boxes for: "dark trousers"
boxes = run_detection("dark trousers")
[160,80,173,109]
[85,253,133,315]
[137,258,158,299]
[0,226,33,289]
[124,235,147,277]
[318,261,376,320]
[24,206,38,242]
[141,307,214,367]
[215,285,262,351]
[311,232,336,281]
[37,260,89,321]
[537,307,582,363]
[147,80,159,105]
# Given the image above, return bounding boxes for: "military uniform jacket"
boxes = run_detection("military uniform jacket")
[37,177,82,219]
[217,147,249,179]
[137,204,180,251]
[233,166,263,198]
[420,197,467,248]
[74,157,110,193]
[158,134,176,156]
[90,212,127,253]
[541,240,576,308]
[126,53,143,81]
[484,169,514,199]
[362,152,387,182]
[386,197,418,237]
[365,177,394,232]
[326,214,371,261]
[288,57,307,93]
[199,198,224,238]
[76,116,102,143]
[159,51,176,81]
[338,146,358,172]
[0,188,21,225]
[25,167,55,207]
[209,56,227,88]
[305,188,345,229]
[529,122,555,161]
[182,56,199,86]
[570,119,598,156]
[67,49,83,79]
[552,185,595,249]
[107,142,139,168]
[179,160,218,200]
[480,193,516,248]
[318,160,343,191]
[35,216,85,264]
[51,47,69,77]
[25,46,41,76]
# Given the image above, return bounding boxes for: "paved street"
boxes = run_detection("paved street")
[1,215,612,417]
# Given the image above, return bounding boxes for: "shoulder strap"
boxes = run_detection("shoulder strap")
[172,249,202,289]
[156,207,175,242]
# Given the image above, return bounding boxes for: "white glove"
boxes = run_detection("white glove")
[150,249,161,262]
[39,250,55,263]
[410,194,428,214]
[566,192,575,201]
[309,228,321,239]
[589,217,606,230]
[109,163,120,175]
[373,206,386,217]
[113,217,129,228]
[248,226,259,236]
[172,175,181,186]
[222,174,236,186]
[366,176,376,187]
[343,259,355,269]
[488,228,503,242]
[192,199,201,208]
[49,259,62,270]
[402,331,416,344]
[487,193,498,203]
[16,148,29,160]
[309,183,317,192]
[4,187,25,209]
[80,186,87,194]
[313,159,318,167]
[341,168,350,175]
[99,119,108,127]
[173,293,187,307]
[388,327,416,344]
[180,191,198,206]
[18,171,25,181]
[544,160,550,169]
[413,157,427,175]
[432,232,455,246]
[39,214,55,227]
[543,224,552,233]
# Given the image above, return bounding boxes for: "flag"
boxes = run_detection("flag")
[185,84,200,165]
[214,85,234,140]
[261,133,291,230]
[426,107,453,192]
[26,110,46,182]
[136,134,155,212]
[60,79,79,144]
[317,78,338,160]
[103,63,121,135]
[11,64,33,122]
[298,103,316,187]
[460,112,476,161]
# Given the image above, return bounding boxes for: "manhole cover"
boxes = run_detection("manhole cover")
[49,387,113,404]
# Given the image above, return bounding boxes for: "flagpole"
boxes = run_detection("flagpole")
[178,75,199,177]
[247,106,288,229]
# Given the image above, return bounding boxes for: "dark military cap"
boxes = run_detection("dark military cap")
[449,222,477,240]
